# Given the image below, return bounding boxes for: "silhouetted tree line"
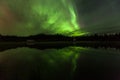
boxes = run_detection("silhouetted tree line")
[0,33,120,42]
[75,33,120,41]
[0,34,72,42]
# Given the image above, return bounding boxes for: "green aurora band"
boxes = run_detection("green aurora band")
[0,0,87,36]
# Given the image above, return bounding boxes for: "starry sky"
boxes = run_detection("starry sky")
[0,0,120,36]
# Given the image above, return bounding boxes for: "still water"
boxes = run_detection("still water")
[0,46,120,80]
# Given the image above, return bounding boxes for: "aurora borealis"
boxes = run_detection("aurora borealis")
[0,0,120,36]
[0,0,83,36]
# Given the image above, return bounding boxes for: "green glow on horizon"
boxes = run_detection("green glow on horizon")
[70,32,89,36]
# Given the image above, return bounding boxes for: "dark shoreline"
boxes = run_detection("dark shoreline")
[0,41,119,51]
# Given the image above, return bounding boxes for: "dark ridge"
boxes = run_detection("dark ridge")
[0,33,120,42]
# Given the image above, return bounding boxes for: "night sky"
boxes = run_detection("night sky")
[0,0,120,36]
[75,0,120,34]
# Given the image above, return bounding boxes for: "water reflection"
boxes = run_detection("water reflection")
[0,47,120,80]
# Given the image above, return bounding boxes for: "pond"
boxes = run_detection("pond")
[0,46,120,80]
